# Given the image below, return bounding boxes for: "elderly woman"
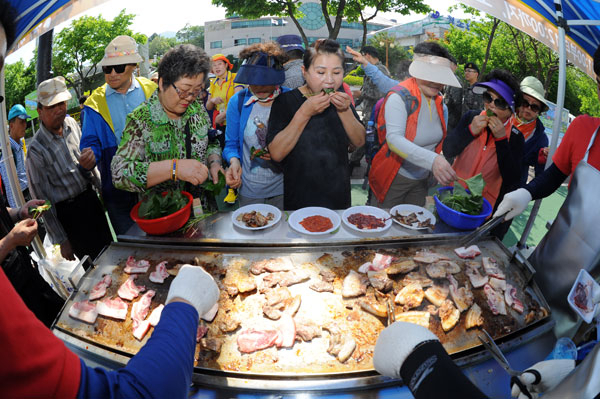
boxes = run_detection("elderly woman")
[267,39,365,210]
[443,69,524,238]
[223,42,289,209]
[112,44,223,211]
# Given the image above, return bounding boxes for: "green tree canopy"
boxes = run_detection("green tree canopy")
[176,24,205,48]
[52,9,146,97]
[5,56,36,109]
[149,35,177,60]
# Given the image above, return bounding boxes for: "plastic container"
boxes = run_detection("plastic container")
[434,186,492,230]
[130,191,192,235]
[545,337,578,360]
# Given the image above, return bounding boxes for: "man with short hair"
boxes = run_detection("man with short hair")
[276,34,305,89]
[0,104,30,207]
[81,35,156,235]
[445,61,484,132]
[27,77,113,261]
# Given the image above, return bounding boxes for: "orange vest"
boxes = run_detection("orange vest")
[452,112,515,208]
[369,78,446,203]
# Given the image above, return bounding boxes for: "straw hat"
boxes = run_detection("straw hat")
[37,76,72,107]
[100,35,143,66]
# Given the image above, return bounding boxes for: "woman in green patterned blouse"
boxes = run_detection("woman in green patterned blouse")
[111,44,223,207]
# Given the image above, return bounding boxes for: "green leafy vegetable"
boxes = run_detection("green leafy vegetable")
[250,146,268,160]
[138,190,188,220]
[200,170,226,197]
[322,88,335,95]
[486,109,496,117]
[29,200,51,219]
[438,174,486,215]
[183,211,216,235]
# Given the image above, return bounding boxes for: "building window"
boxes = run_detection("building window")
[231,19,284,29]
[210,41,222,49]
[248,38,261,44]
[234,38,247,46]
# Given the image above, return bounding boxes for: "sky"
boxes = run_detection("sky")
[6,0,467,64]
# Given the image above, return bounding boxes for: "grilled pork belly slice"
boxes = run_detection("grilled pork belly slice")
[439,260,461,274]
[149,261,169,284]
[124,256,151,274]
[201,337,223,353]
[323,324,356,363]
[309,279,334,293]
[118,275,146,301]
[96,297,128,320]
[386,259,418,274]
[489,277,507,292]
[393,311,430,329]
[368,270,393,292]
[439,299,460,332]
[275,314,296,348]
[294,317,322,341]
[424,285,449,307]
[218,316,241,333]
[319,270,336,282]
[402,272,433,288]
[482,257,505,280]
[448,275,474,312]
[262,270,309,290]
[250,257,293,275]
[237,329,280,353]
[465,303,484,329]
[465,261,488,288]
[505,284,524,314]
[395,283,425,308]
[413,251,450,264]
[359,298,388,317]
[89,275,112,300]
[69,300,98,324]
[342,270,368,298]
[484,284,507,315]
[425,263,447,279]
[454,245,481,259]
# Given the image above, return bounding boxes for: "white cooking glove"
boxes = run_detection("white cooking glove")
[510,359,575,399]
[373,321,439,378]
[494,188,532,221]
[166,265,219,318]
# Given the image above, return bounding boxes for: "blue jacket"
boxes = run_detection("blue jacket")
[223,87,290,165]
[520,117,549,185]
[81,77,156,201]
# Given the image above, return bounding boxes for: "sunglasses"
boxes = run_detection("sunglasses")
[521,99,542,113]
[171,83,203,100]
[482,91,510,111]
[102,64,131,74]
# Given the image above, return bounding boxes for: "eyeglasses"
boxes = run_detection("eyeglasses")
[102,64,130,74]
[482,91,510,111]
[465,68,478,73]
[171,83,203,100]
[521,99,542,113]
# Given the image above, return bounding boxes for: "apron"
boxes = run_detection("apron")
[529,126,600,337]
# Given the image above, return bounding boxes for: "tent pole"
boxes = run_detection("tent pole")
[518,0,568,248]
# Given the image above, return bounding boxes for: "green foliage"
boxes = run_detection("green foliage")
[200,171,226,197]
[439,174,485,215]
[29,200,52,219]
[348,66,364,77]
[149,35,177,59]
[52,10,146,96]
[367,32,410,75]
[176,24,205,48]
[4,58,36,108]
[343,75,364,86]
[138,190,189,220]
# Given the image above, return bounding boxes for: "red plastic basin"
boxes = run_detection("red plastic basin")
[130,191,192,235]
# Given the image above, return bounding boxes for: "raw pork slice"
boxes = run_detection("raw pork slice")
[505,284,524,314]
[96,297,128,320]
[454,245,481,259]
[371,253,394,271]
[133,320,151,341]
[89,275,112,300]
[148,304,164,326]
[149,261,170,284]
[237,329,280,353]
[484,284,507,315]
[118,275,146,301]
[69,300,98,324]
[131,290,155,329]
[124,256,151,274]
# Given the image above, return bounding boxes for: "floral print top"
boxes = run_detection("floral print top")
[111,92,220,196]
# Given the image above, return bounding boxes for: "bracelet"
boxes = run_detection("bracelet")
[171,159,177,181]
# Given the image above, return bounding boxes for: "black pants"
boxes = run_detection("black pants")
[55,187,112,263]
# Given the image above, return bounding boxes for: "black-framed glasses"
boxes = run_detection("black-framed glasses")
[482,91,510,111]
[102,64,131,74]
[464,68,478,73]
[521,99,542,113]
[171,83,203,100]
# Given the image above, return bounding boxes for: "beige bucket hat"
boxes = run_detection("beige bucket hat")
[37,76,72,107]
[100,35,143,66]
[520,76,549,112]
[408,53,461,88]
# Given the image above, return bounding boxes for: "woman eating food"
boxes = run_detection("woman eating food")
[266,39,365,210]
[112,44,224,212]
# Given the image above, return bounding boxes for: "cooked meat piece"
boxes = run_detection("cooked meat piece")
[367,270,393,292]
[489,277,507,292]
[393,311,430,329]
[264,287,292,306]
[402,272,433,288]
[439,299,460,332]
[425,263,447,279]
[465,262,488,288]
[413,251,450,264]
[484,283,507,315]
[237,329,280,353]
[447,275,473,312]
[424,285,449,307]
[166,263,183,276]
[395,283,425,308]
[505,284,524,314]
[294,317,322,342]
[439,261,461,274]
[482,257,505,280]
[262,270,309,290]
[386,259,418,274]
[250,257,293,275]
[224,284,239,297]
[425,304,438,316]
[275,314,296,348]
[359,298,388,317]
[323,324,356,363]
[465,303,484,329]
[454,245,481,259]
[283,295,302,316]
[309,279,334,293]
[218,317,241,333]
[342,270,368,298]
[201,337,223,353]
[263,302,284,320]
[371,253,394,270]
[319,270,336,282]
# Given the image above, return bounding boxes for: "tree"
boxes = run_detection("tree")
[52,10,146,97]
[5,56,36,109]
[149,35,177,60]
[176,24,205,48]
[367,32,409,76]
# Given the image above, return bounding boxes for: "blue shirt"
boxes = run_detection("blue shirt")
[0,136,28,208]
[105,78,146,143]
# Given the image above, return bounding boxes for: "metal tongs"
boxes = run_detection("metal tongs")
[478,329,535,399]
[460,216,505,247]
